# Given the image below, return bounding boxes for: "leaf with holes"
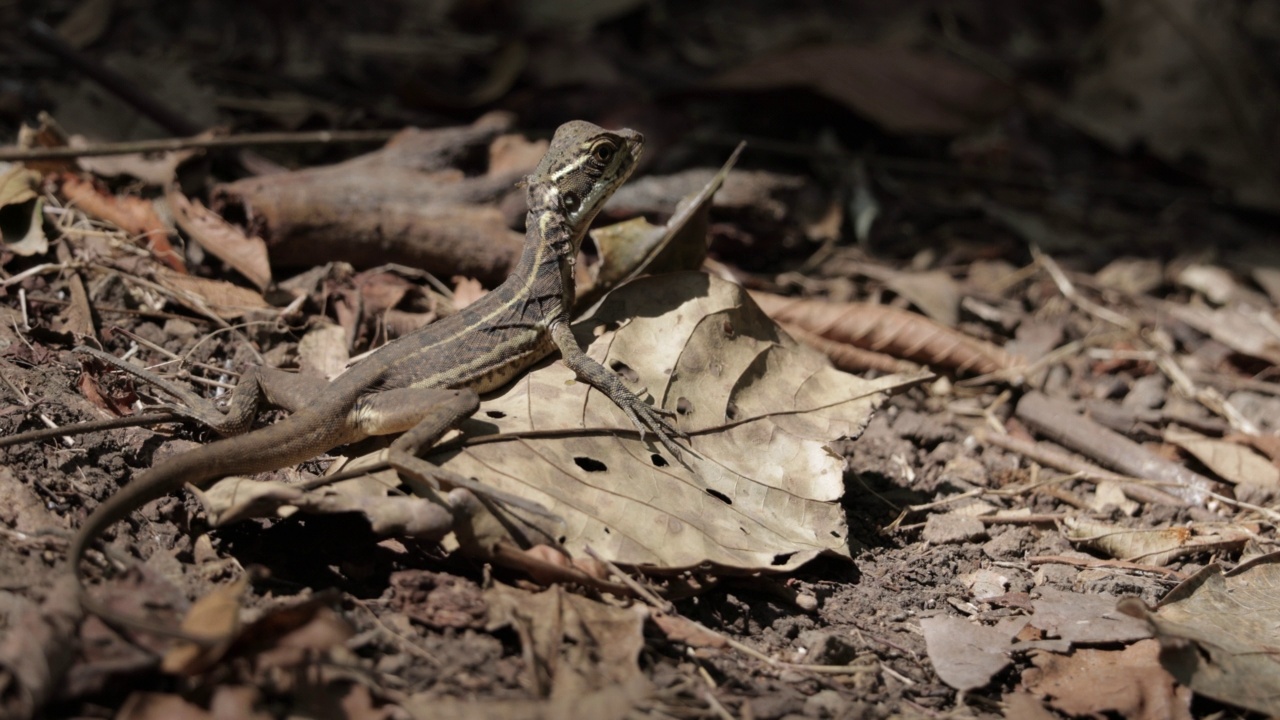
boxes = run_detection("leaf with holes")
[424,272,927,571]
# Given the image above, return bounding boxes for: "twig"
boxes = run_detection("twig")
[1031,246,1139,331]
[0,412,184,449]
[1027,554,1187,581]
[0,129,398,163]
[1015,391,1223,505]
[0,262,72,288]
[701,686,735,720]
[107,326,243,381]
[582,546,672,614]
[91,265,232,331]
[975,428,1193,508]
[24,294,206,322]
[880,663,916,687]
[348,598,439,666]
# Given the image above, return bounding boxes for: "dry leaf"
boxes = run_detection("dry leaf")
[1251,265,1280,307]
[959,569,1009,600]
[1175,263,1237,305]
[650,613,727,649]
[153,269,272,320]
[52,271,95,337]
[1001,693,1058,720]
[116,692,224,720]
[1089,480,1139,516]
[1120,552,1280,716]
[751,291,1015,376]
[425,273,924,571]
[1021,640,1192,720]
[2,197,48,257]
[921,615,1026,691]
[75,136,198,185]
[0,165,38,207]
[581,142,741,306]
[1063,517,1251,566]
[1164,425,1280,488]
[246,603,354,671]
[451,276,487,309]
[160,574,251,675]
[0,166,47,257]
[201,274,917,574]
[1096,257,1165,296]
[201,473,456,540]
[1168,304,1280,365]
[777,321,921,374]
[297,324,350,382]
[489,134,548,175]
[60,174,186,273]
[1027,588,1150,645]
[879,269,962,327]
[401,583,649,718]
[168,186,271,290]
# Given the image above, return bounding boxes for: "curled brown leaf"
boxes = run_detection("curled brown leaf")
[750,291,1017,375]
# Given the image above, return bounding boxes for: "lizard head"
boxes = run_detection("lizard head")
[529,120,644,238]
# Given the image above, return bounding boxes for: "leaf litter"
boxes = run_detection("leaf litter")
[3,3,1280,718]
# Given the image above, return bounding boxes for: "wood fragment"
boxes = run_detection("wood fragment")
[213,114,527,284]
[1015,391,1227,506]
[975,428,1192,508]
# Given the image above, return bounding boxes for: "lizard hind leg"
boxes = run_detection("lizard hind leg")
[75,346,266,436]
[352,387,480,444]
[354,387,561,522]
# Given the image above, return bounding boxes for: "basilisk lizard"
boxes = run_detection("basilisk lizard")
[68,120,681,636]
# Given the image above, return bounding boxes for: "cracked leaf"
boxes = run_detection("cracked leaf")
[427,272,926,571]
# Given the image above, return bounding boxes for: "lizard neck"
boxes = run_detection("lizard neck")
[511,179,588,310]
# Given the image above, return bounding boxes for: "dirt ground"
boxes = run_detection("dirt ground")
[2,2,1279,719]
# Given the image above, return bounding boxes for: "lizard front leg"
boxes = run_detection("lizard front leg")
[548,319,687,458]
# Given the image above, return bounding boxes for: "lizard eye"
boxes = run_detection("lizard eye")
[562,192,581,212]
[593,143,615,163]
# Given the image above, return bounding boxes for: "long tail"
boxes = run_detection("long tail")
[68,408,349,639]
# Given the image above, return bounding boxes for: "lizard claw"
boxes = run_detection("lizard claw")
[621,400,689,460]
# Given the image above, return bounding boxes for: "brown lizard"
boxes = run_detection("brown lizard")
[68,120,682,637]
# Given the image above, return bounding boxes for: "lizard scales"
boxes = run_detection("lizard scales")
[69,120,679,634]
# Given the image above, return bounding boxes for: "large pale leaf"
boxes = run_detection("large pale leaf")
[424,272,926,571]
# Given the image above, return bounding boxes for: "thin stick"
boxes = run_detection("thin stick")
[1014,391,1222,505]
[0,129,398,163]
[0,412,184,449]
[1032,245,1138,331]
[1027,554,1187,581]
